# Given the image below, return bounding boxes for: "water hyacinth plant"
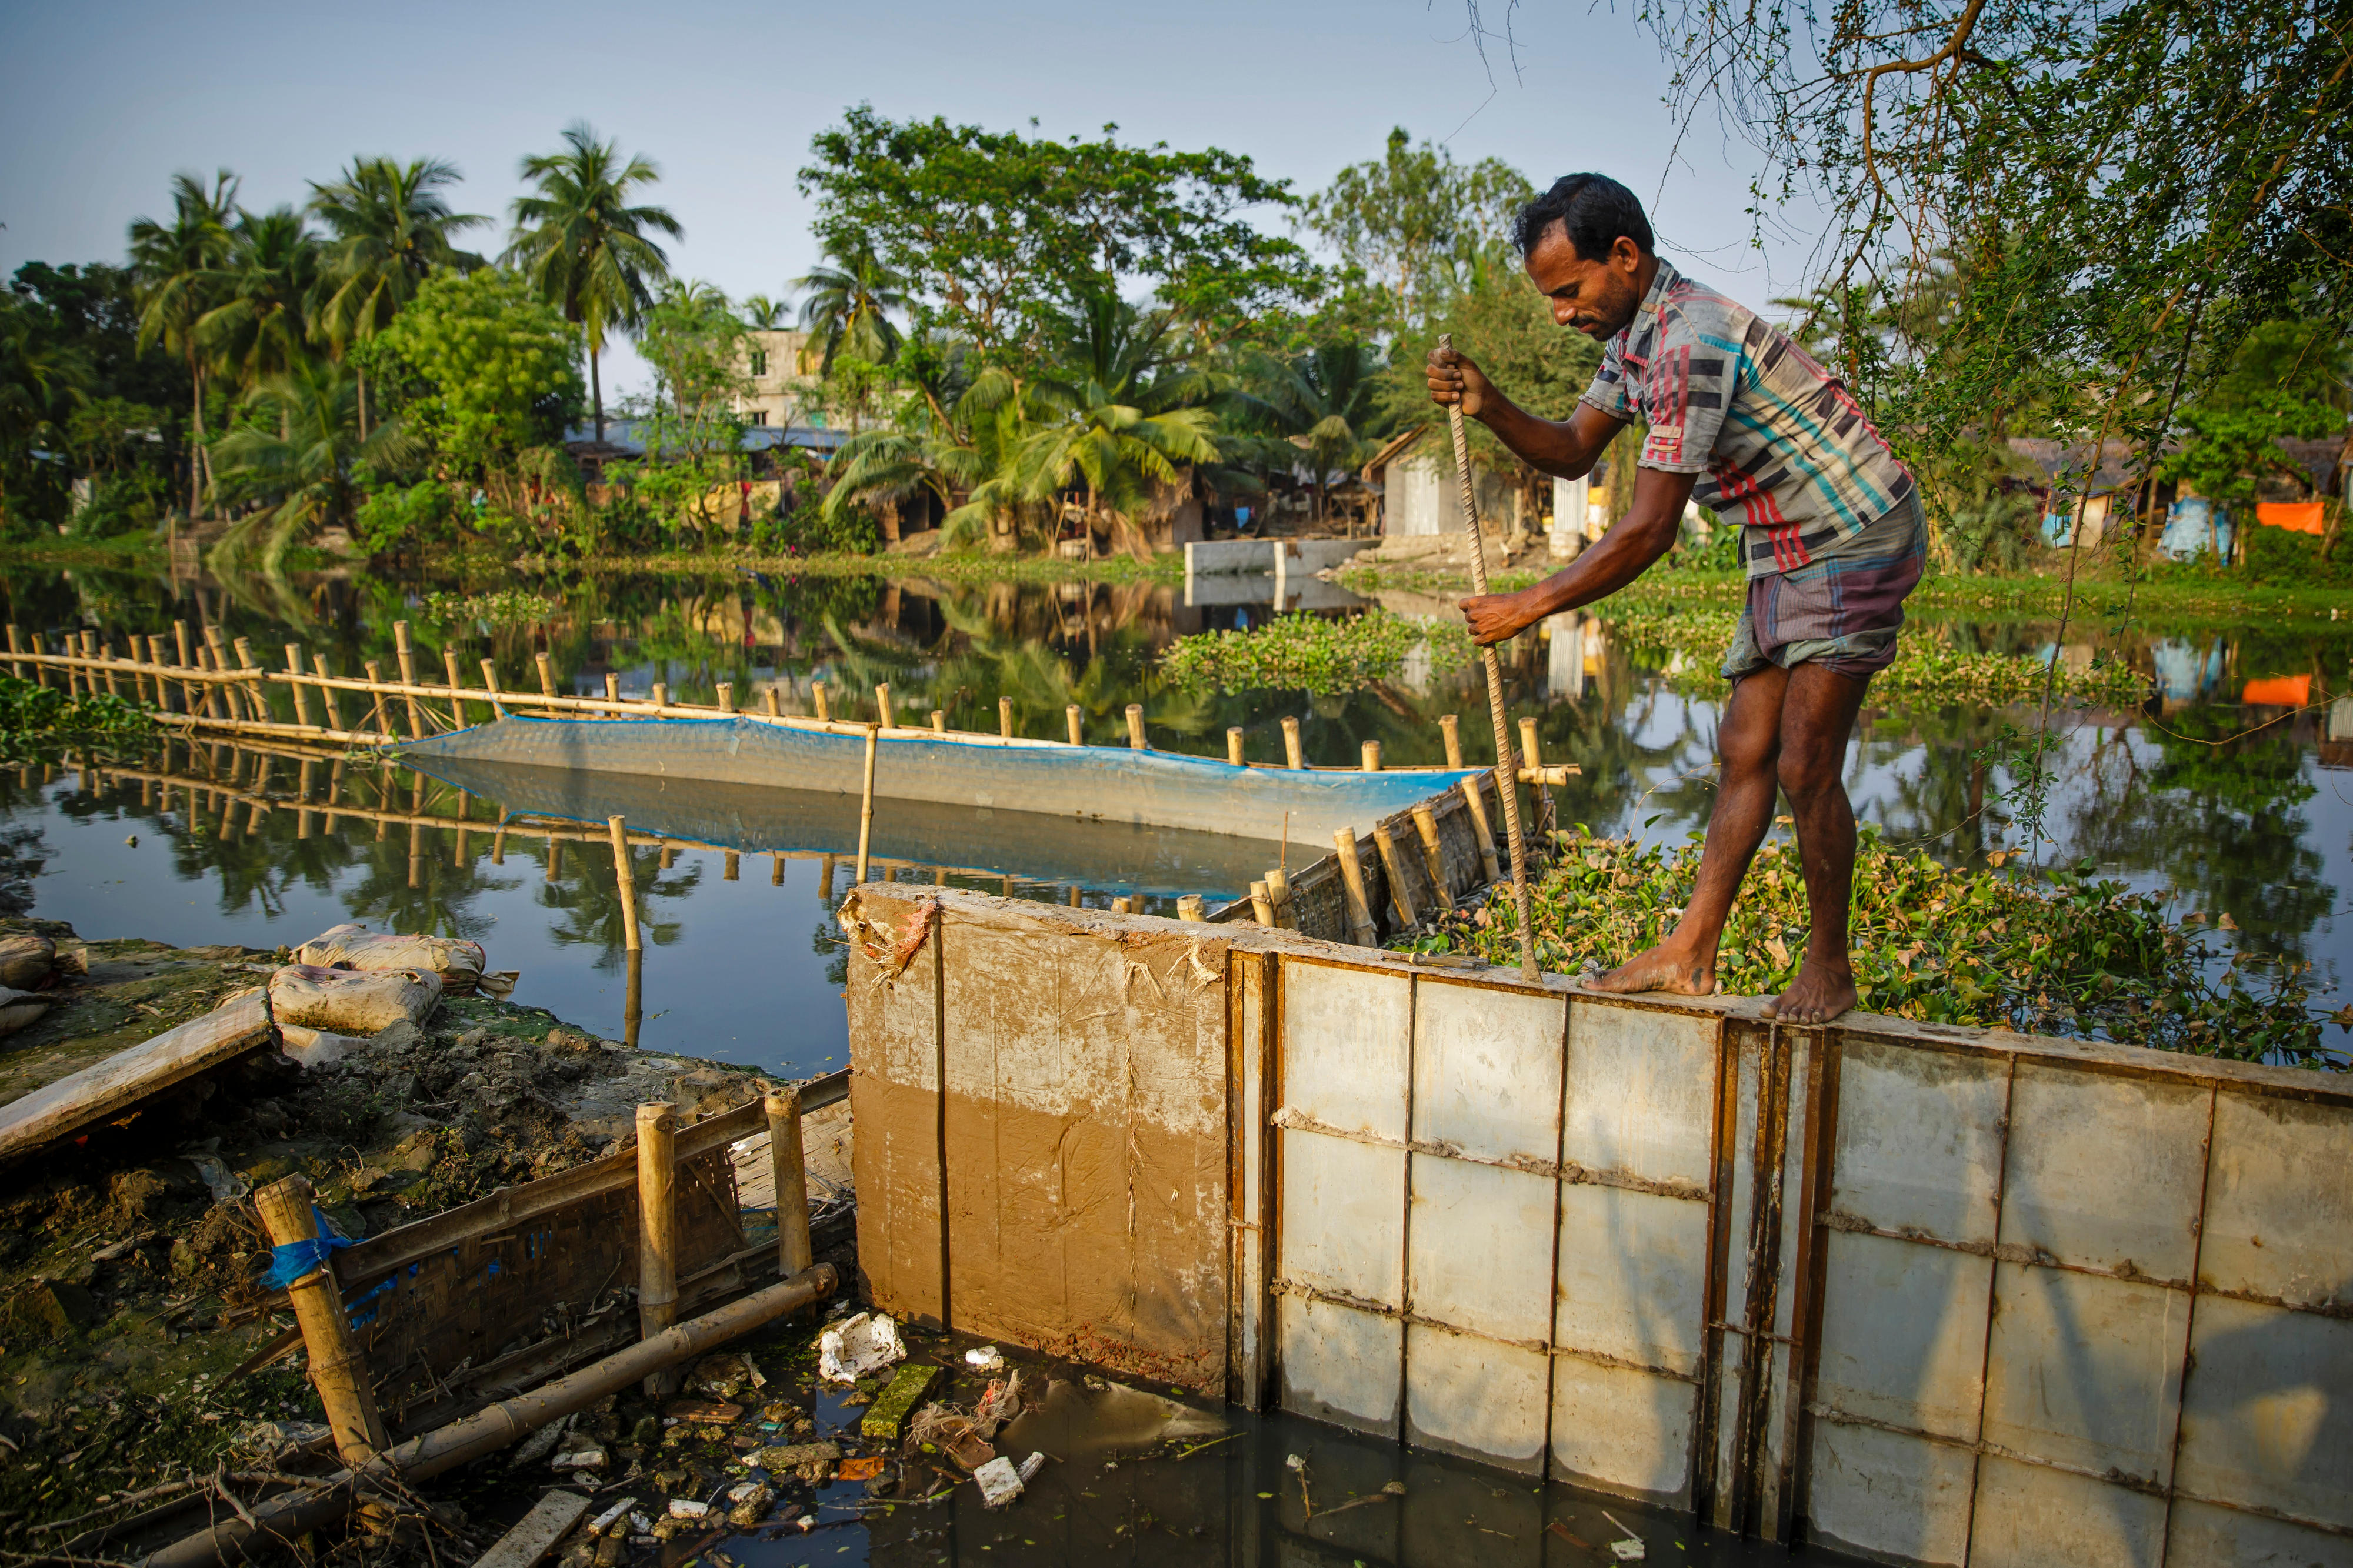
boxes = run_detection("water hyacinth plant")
[0,675,158,763]
[1408,826,2344,1069]
[1161,611,1474,696]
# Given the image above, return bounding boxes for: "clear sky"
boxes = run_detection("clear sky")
[0,0,1814,393]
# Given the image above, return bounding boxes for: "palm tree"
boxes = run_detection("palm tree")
[0,297,91,533]
[738,293,789,331]
[208,355,413,574]
[504,123,682,444]
[794,240,906,374]
[196,206,324,400]
[309,156,486,436]
[1231,339,1386,525]
[129,169,238,515]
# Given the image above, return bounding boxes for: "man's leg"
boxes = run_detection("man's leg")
[1591,665,1788,996]
[1762,661,1874,1023]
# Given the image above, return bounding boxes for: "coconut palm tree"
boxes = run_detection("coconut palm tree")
[794,241,906,375]
[504,123,682,443]
[208,355,414,574]
[1230,339,1386,524]
[128,169,238,514]
[738,293,790,331]
[0,297,91,533]
[197,206,324,402]
[309,156,486,435]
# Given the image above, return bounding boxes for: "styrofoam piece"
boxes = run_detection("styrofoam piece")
[973,1456,1024,1508]
[818,1311,905,1383]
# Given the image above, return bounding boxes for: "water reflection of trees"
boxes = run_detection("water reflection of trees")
[534,840,699,970]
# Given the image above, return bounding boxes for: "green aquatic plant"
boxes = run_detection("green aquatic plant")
[1411,828,2343,1069]
[1161,611,1475,696]
[418,587,565,629]
[0,674,157,762]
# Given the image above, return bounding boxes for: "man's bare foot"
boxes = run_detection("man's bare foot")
[1588,941,1715,996]
[1763,957,1857,1024]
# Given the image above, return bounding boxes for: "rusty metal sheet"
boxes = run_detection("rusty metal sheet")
[1548,1352,1697,1506]
[1804,1417,1975,1567]
[1812,1229,1992,1442]
[1828,1037,2007,1248]
[1965,1453,2167,1568]
[1554,1182,1708,1379]
[2172,1293,2353,1532]
[1409,976,1564,1167]
[1998,1063,2208,1284]
[2161,1497,2353,1566]
[1561,998,1718,1192]
[1980,1263,2189,1488]
[1402,1321,1549,1473]
[1407,1156,1553,1345]
[1277,1292,1401,1438]
[1280,959,1411,1143]
[2199,1089,2353,1315]
[1280,1128,1405,1308]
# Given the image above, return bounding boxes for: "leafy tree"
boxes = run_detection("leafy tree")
[794,238,906,373]
[503,123,682,442]
[196,205,323,396]
[128,169,238,513]
[738,293,790,331]
[370,268,582,476]
[208,355,414,572]
[1228,338,1389,525]
[799,106,1321,356]
[309,155,487,433]
[2158,393,2346,515]
[634,279,751,459]
[1302,127,1531,335]
[0,295,91,533]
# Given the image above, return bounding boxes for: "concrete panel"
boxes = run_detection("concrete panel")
[1831,1037,2007,1248]
[1280,1128,1405,1309]
[2201,1089,2353,1315]
[1561,1000,1718,1192]
[1403,1321,1550,1473]
[2163,1498,2353,1567]
[1554,1182,1708,1378]
[1814,1229,1992,1442]
[1965,1454,2166,1568]
[1278,1292,1401,1438]
[1999,1063,2208,1283]
[1407,1155,1554,1345]
[1981,1263,2189,1487]
[1410,976,1564,1167]
[2175,1293,2353,1531]
[1805,1417,1975,1568]
[1281,960,1411,1144]
[1548,1353,1695,1506]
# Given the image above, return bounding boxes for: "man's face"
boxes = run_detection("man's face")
[1524,225,1647,341]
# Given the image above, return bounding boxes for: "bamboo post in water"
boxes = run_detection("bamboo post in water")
[609,815,642,952]
[624,948,643,1049]
[174,619,193,672]
[311,653,344,732]
[1442,333,1538,979]
[229,638,262,720]
[253,1176,389,1464]
[1266,866,1295,929]
[764,688,781,718]
[771,851,785,885]
[284,645,313,729]
[875,682,894,729]
[1374,823,1419,929]
[1176,893,1205,921]
[999,696,1014,738]
[1227,726,1246,766]
[1459,776,1503,886]
[1332,828,1379,946]
[1361,740,1382,772]
[635,1102,680,1396]
[604,672,622,716]
[1441,713,1463,768]
[477,659,508,720]
[765,1089,814,1284]
[651,682,668,710]
[854,723,879,888]
[535,652,556,701]
[1065,704,1084,746]
[95,632,124,699]
[1519,713,1556,839]
[811,680,829,721]
[392,622,425,739]
[724,850,739,881]
[718,682,735,714]
[362,662,391,737]
[1412,804,1456,912]
[1249,881,1275,923]
[443,650,468,726]
[1125,704,1146,749]
[199,626,231,715]
[1282,716,1304,769]
[5,625,22,680]
[929,709,945,733]
[546,834,561,880]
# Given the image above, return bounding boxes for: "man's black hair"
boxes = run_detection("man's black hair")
[1512,174,1655,262]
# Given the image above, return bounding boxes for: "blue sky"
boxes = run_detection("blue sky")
[0,0,1814,392]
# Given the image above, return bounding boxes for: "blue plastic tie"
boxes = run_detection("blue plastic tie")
[259,1206,354,1289]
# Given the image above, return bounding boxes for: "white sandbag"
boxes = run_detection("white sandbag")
[291,923,508,996]
[0,933,56,989]
[269,963,441,1035]
[0,986,50,1036]
[276,1022,368,1069]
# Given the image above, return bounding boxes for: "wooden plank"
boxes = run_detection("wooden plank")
[473,1489,592,1568]
[0,990,273,1164]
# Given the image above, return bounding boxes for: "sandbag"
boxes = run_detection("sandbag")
[0,933,55,990]
[291,923,513,997]
[268,963,441,1036]
[0,986,50,1037]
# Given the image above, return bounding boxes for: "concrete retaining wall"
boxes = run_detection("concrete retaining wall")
[1184,538,1374,579]
[848,890,2353,1564]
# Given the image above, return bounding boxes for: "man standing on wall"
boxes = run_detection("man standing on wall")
[1429,174,1923,1023]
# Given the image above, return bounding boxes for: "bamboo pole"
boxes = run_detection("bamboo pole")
[1362,740,1383,772]
[362,662,392,737]
[444,650,468,726]
[716,682,735,714]
[174,619,193,672]
[1412,803,1457,912]
[1227,726,1246,766]
[408,822,424,888]
[1443,332,1538,979]
[1441,713,1462,768]
[312,652,345,732]
[635,1102,681,1397]
[874,682,894,729]
[283,645,312,729]
[854,724,878,888]
[765,1089,814,1284]
[724,849,739,880]
[6,625,24,680]
[534,651,556,700]
[1282,716,1304,769]
[999,696,1014,738]
[1125,703,1146,749]
[812,680,829,720]
[764,688,781,719]
[1249,881,1275,924]
[252,1176,389,1464]
[624,947,643,1048]
[1373,823,1419,929]
[148,636,178,712]
[1265,866,1295,929]
[546,835,561,880]
[651,681,668,709]
[392,622,425,738]
[94,633,123,699]
[1332,828,1379,945]
[1176,893,1205,921]
[608,815,641,952]
[1459,776,1503,886]
[929,709,945,733]
[1066,703,1084,746]
[771,851,785,885]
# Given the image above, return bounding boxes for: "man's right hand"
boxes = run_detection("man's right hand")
[1426,344,1495,419]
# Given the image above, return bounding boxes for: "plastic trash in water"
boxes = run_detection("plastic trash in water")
[817,1311,906,1383]
[973,1455,1024,1508]
[965,1345,1005,1372]
[668,1498,711,1519]
[1016,1452,1046,1483]
[1601,1509,1647,1560]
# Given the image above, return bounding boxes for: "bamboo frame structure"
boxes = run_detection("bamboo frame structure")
[254,1176,389,1464]
[635,1102,679,1396]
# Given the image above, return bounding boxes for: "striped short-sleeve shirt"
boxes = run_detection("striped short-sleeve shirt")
[1581,261,1915,578]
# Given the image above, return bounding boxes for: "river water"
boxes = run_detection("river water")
[2,562,2347,1078]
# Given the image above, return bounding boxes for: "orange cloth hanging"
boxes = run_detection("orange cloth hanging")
[2254,501,2326,535]
[2240,675,2311,706]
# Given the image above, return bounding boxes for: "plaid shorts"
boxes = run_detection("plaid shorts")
[1721,490,1927,682]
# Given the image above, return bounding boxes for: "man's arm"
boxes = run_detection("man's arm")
[1459,466,1698,645]
[1425,343,1624,479]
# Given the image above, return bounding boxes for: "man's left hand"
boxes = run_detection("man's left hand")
[1460,591,1534,647]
